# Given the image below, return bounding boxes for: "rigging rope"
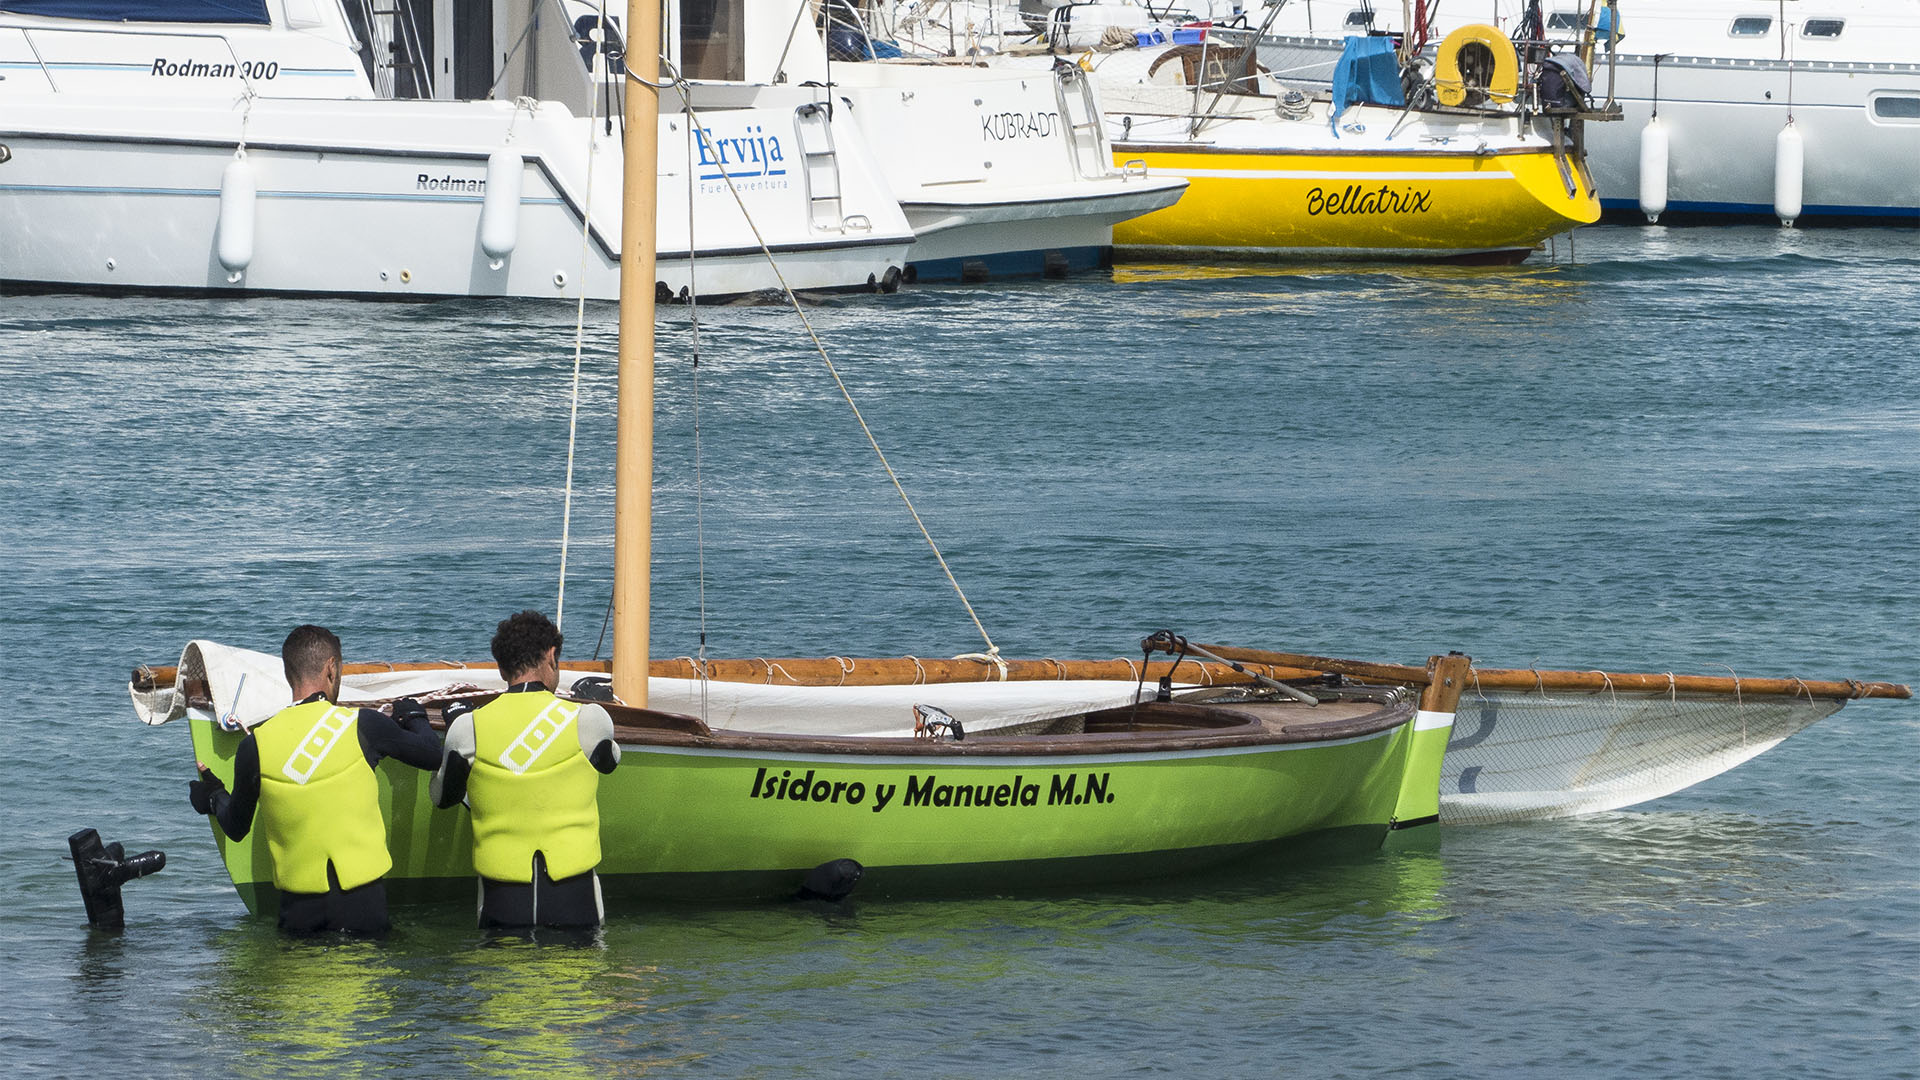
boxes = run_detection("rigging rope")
[555,3,614,634]
[683,75,712,721]
[655,62,1001,660]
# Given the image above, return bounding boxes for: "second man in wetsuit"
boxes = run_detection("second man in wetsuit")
[432,610,620,929]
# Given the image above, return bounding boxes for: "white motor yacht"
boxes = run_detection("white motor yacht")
[0,0,918,299]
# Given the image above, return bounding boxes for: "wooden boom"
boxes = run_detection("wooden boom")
[132,648,1909,701]
[1188,643,1910,701]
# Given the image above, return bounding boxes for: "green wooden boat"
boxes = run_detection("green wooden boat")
[134,642,1473,907]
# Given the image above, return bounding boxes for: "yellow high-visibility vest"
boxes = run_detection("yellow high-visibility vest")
[466,691,602,883]
[253,699,391,894]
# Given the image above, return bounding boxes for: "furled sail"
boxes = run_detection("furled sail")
[131,641,1153,739]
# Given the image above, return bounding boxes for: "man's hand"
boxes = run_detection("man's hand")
[188,762,226,815]
[392,697,429,724]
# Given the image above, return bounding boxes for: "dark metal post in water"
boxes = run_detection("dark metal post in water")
[68,828,165,931]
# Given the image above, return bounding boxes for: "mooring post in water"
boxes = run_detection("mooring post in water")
[69,828,165,930]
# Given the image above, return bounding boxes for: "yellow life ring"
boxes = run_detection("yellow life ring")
[1433,24,1518,107]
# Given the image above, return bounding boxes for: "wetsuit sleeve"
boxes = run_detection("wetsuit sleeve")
[358,705,443,771]
[431,713,477,808]
[578,703,621,774]
[211,734,260,842]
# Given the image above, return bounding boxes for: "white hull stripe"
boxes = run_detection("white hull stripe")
[1414,709,1456,732]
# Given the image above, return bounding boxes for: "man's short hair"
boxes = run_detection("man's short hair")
[492,610,563,680]
[282,624,342,685]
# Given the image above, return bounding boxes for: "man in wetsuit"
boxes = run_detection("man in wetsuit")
[187,624,442,935]
[431,610,620,929]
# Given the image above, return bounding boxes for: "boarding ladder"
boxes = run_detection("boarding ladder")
[794,103,846,231]
[1054,64,1112,180]
[349,0,433,99]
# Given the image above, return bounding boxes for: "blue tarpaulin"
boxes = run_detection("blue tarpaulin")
[0,0,270,24]
[1329,35,1404,133]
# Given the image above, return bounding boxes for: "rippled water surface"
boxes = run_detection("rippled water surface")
[4,225,1917,1078]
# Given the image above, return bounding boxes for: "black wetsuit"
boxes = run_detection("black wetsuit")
[199,693,441,935]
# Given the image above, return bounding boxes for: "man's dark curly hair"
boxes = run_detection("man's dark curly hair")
[491,610,563,681]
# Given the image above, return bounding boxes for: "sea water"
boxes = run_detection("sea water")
[2,225,1915,1078]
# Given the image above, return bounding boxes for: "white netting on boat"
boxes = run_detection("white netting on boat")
[1437,688,1842,825]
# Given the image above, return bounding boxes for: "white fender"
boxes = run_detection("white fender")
[479,150,524,265]
[215,153,256,276]
[1637,116,1669,223]
[1774,122,1804,226]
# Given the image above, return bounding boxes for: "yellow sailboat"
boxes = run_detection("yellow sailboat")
[1088,23,1614,261]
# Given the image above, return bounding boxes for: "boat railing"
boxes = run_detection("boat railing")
[1054,60,1116,179]
[14,24,247,95]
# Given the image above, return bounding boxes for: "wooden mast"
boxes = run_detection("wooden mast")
[612,0,661,707]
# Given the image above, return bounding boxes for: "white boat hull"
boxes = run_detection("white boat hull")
[0,95,916,300]
[1241,0,1920,223]
[1587,55,1919,221]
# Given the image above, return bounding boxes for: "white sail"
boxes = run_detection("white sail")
[1438,689,1842,824]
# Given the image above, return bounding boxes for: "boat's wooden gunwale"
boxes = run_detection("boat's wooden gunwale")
[604,697,1415,757]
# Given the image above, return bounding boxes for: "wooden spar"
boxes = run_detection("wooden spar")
[133,656,1338,691]
[1462,667,1911,700]
[1176,643,1910,701]
[130,651,1908,701]
[1174,643,1434,686]
[612,0,662,707]
[133,650,1910,699]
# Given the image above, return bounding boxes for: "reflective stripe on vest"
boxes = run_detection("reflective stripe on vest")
[467,691,602,883]
[253,699,392,894]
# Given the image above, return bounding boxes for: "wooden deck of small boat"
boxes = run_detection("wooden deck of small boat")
[601,694,1414,757]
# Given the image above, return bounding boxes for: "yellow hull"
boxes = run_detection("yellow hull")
[1112,145,1600,259]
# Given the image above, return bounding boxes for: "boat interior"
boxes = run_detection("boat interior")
[598,680,1417,753]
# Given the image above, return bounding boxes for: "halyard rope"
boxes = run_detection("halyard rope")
[652,61,1000,659]
[556,5,612,633]
[566,55,1002,663]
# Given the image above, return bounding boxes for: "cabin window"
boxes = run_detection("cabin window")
[1344,9,1374,28]
[1729,16,1772,36]
[680,0,746,81]
[1546,12,1583,30]
[1871,94,1920,122]
[1802,18,1845,37]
